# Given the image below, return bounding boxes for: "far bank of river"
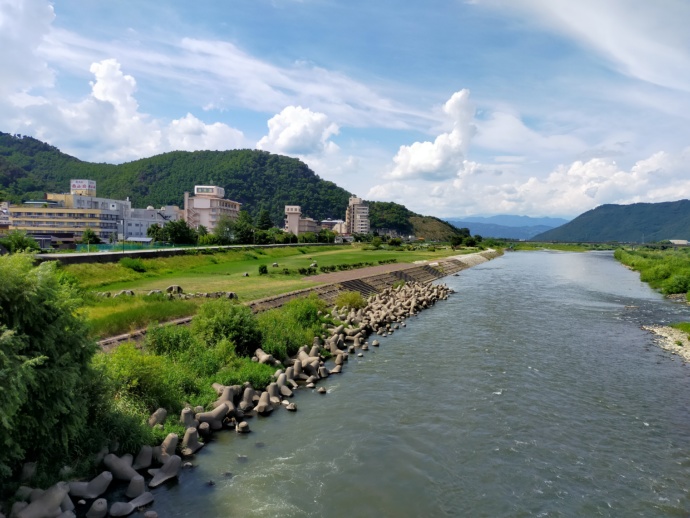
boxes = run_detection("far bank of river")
[146,250,690,517]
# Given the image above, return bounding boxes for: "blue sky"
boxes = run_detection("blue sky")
[2,0,690,218]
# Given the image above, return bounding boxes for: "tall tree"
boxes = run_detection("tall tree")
[256,209,273,230]
[233,210,255,244]
[213,214,235,245]
[162,219,197,245]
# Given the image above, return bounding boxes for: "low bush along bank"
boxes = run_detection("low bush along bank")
[614,247,690,297]
[0,254,333,498]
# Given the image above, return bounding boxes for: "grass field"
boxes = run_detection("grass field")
[70,244,466,339]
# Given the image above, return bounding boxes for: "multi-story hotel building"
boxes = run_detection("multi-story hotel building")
[184,186,241,233]
[284,205,320,236]
[8,180,128,243]
[345,196,370,235]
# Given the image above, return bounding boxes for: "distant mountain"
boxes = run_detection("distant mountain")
[532,200,690,242]
[446,221,558,240]
[445,215,568,239]
[0,132,463,241]
[458,215,570,228]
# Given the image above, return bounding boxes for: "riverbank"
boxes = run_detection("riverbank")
[7,258,481,517]
[642,325,690,362]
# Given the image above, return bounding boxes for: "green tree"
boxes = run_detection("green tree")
[449,235,463,250]
[162,219,197,245]
[80,227,102,245]
[233,210,255,244]
[147,223,163,242]
[256,209,273,230]
[371,237,382,249]
[197,225,208,237]
[0,230,39,253]
[213,214,235,245]
[0,255,97,483]
[388,237,402,247]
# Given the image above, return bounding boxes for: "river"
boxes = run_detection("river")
[139,250,690,517]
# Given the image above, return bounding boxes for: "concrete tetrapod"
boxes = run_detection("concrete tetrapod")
[125,475,146,499]
[109,492,154,517]
[239,386,256,412]
[196,403,228,430]
[85,498,107,518]
[132,445,152,470]
[148,455,182,488]
[147,408,167,427]
[181,427,204,456]
[103,454,139,482]
[68,470,112,498]
[254,391,273,415]
[16,482,69,518]
[153,433,178,464]
[180,407,198,429]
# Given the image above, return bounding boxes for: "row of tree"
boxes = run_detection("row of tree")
[146,210,337,246]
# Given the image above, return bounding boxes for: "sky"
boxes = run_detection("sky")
[2,0,690,219]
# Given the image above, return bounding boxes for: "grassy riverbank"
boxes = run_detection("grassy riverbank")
[614,248,690,297]
[66,244,472,339]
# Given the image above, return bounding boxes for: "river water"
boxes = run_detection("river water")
[144,251,690,517]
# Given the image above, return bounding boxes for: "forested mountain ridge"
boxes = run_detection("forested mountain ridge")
[532,200,690,242]
[0,132,463,240]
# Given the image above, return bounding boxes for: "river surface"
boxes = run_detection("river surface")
[142,251,690,517]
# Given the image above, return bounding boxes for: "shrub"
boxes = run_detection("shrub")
[191,299,262,356]
[257,295,326,359]
[93,343,188,413]
[283,268,291,275]
[335,291,367,310]
[258,264,268,275]
[145,324,198,357]
[213,358,275,390]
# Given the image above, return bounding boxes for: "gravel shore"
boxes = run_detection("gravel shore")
[642,325,690,362]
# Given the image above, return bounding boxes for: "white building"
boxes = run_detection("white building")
[124,205,183,239]
[345,196,370,235]
[284,205,320,235]
[184,186,241,233]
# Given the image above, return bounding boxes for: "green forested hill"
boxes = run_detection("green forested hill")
[0,132,463,239]
[532,200,690,242]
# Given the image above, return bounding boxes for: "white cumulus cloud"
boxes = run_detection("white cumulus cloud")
[257,105,339,155]
[387,89,475,181]
[7,58,247,162]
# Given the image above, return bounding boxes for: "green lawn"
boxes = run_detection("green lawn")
[71,244,467,339]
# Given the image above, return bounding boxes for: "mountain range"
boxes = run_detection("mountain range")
[445,215,569,240]
[0,132,461,241]
[532,200,690,242]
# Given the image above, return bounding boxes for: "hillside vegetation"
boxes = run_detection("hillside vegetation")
[533,200,690,242]
[0,132,463,240]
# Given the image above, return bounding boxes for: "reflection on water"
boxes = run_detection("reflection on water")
[142,251,690,517]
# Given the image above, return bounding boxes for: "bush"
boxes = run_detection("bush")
[191,299,262,356]
[93,343,189,413]
[145,324,198,357]
[258,264,268,275]
[119,257,147,272]
[335,291,367,310]
[257,295,326,360]
[213,357,275,390]
[0,255,97,484]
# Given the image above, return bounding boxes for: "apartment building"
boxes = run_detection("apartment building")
[184,186,241,233]
[125,205,183,239]
[284,205,320,235]
[345,196,370,235]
